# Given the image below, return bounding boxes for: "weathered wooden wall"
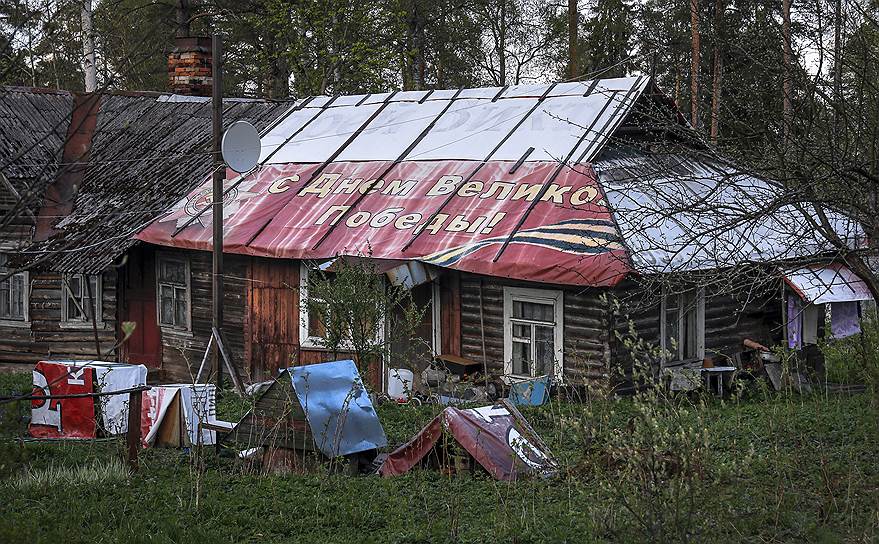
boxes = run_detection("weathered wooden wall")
[245,258,299,382]
[156,248,248,384]
[0,269,118,367]
[609,277,784,388]
[459,273,612,387]
[439,271,462,356]
[145,248,361,385]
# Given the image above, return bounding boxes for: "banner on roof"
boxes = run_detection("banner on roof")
[136,160,632,286]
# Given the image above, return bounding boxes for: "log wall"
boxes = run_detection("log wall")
[609,277,784,388]
[154,248,249,384]
[459,273,612,387]
[0,269,118,367]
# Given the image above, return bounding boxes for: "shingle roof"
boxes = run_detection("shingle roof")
[0,87,73,184]
[20,94,288,272]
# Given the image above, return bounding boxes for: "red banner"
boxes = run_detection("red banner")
[137,160,631,286]
[29,361,98,439]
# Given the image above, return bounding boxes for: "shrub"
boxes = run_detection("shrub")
[821,314,879,393]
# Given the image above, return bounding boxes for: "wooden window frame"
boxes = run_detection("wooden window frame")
[298,261,386,350]
[502,286,564,382]
[0,255,29,326]
[156,255,191,332]
[660,286,705,364]
[60,273,104,328]
[431,281,442,356]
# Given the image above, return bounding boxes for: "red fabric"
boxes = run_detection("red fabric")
[29,361,98,439]
[137,160,632,286]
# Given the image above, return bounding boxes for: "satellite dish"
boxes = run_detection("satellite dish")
[221,121,260,173]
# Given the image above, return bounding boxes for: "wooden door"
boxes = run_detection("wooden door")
[246,259,299,381]
[119,248,162,368]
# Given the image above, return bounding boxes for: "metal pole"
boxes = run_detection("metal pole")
[212,34,224,391]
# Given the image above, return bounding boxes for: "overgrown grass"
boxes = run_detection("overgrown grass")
[1,371,878,542]
[5,457,129,490]
[822,316,879,392]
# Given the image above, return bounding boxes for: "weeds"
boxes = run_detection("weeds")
[822,315,879,393]
[5,457,129,490]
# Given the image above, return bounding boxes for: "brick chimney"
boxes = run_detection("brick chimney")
[168,36,212,96]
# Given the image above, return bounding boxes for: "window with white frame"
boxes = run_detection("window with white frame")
[156,256,190,330]
[503,287,564,380]
[62,273,102,324]
[660,287,705,363]
[299,261,385,349]
[0,253,28,322]
[300,262,328,347]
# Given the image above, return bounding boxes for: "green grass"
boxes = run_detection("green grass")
[1,371,878,543]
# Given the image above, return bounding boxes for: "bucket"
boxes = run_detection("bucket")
[387,368,414,401]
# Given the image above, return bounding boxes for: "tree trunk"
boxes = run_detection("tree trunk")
[782,0,792,144]
[81,0,96,92]
[176,0,191,38]
[832,0,842,135]
[710,0,724,143]
[498,0,507,86]
[403,1,425,91]
[270,53,290,99]
[674,64,681,108]
[690,0,701,128]
[568,0,578,80]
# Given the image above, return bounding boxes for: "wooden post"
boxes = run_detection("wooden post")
[478,279,489,386]
[126,390,142,472]
[86,275,101,357]
[212,33,224,391]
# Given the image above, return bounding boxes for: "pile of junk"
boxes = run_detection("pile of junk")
[211,359,558,480]
[383,354,551,408]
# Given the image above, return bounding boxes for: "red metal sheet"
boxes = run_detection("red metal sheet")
[379,404,557,481]
[377,412,444,477]
[137,160,632,286]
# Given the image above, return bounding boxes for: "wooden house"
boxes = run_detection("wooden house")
[0,87,286,372]
[4,76,871,391]
[131,77,872,390]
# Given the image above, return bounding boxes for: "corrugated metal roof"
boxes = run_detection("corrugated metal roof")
[783,263,873,303]
[20,95,288,272]
[259,77,649,165]
[595,148,863,273]
[135,78,864,285]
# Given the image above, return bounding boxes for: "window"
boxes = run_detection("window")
[0,253,28,322]
[62,274,102,324]
[300,263,328,347]
[298,261,385,349]
[157,256,189,330]
[503,287,564,380]
[660,287,705,363]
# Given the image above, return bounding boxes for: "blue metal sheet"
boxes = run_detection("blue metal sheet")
[508,375,550,406]
[289,360,387,457]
